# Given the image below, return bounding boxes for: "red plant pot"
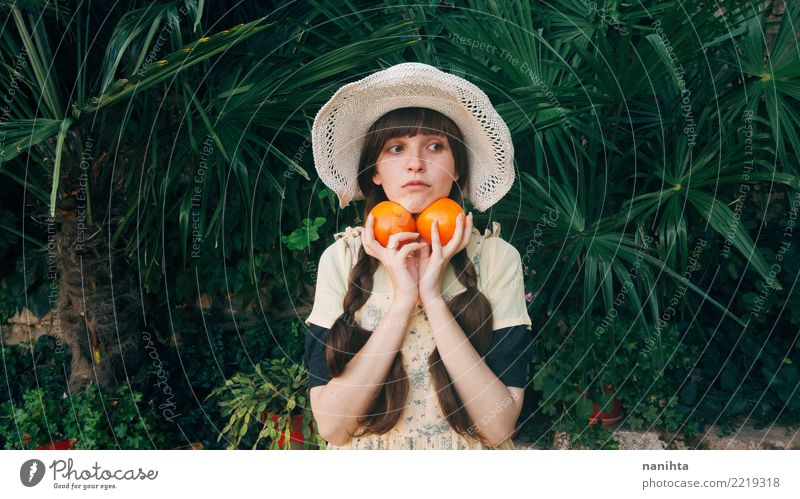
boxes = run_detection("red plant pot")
[35,438,75,450]
[587,384,624,426]
[264,413,315,449]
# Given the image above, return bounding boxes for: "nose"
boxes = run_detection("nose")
[406,147,425,172]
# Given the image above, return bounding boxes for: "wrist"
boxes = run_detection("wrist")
[420,294,446,309]
[390,296,418,311]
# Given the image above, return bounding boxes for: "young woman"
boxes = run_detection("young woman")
[304,63,534,449]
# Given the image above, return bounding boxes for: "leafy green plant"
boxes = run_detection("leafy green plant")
[208,357,325,450]
[282,217,327,251]
[614,324,702,434]
[531,311,701,439]
[137,307,284,449]
[0,383,164,450]
[557,418,621,450]
[0,337,71,406]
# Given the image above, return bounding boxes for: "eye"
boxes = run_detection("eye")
[387,144,403,153]
[428,142,444,151]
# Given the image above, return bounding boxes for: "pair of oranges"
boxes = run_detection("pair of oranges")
[368,198,466,250]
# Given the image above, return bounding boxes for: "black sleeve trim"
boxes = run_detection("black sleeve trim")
[304,323,534,390]
[484,324,535,388]
[304,323,330,389]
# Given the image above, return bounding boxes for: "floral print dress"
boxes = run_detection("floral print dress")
[304,222,533,450]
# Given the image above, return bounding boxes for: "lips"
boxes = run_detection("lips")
[403,180,429,187]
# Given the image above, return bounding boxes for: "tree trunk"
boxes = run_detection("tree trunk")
[54,143,146,394]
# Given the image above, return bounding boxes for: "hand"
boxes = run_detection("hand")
[361,213,427,305]
[418,212,473,305]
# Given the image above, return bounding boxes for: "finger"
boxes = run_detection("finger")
[457,212,471,250]
[398,245,424,266]
[362,216,379,256]
[387,232,420,249]
[419,242,431,258]
[462,212,473,250]
[398,241,426,258]
[360,228,374,257]
[364,214,375,242]
[446,213,464,254]
[393,232,420,240]
[431,219,441,257]
[399,243,424,267]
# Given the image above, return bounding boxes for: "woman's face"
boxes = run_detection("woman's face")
[371,133,459,215]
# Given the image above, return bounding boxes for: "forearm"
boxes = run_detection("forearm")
[424,297,521,446]
[312,298,415,444]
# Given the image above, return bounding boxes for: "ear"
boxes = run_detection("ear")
[372,171,382,186]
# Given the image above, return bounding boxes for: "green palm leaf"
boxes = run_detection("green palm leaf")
[84,16,272,114]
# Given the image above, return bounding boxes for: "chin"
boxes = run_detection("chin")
[398,199,423,214]
[396,193,437,214]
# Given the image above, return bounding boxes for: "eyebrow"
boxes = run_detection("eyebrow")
[386,134,447,143]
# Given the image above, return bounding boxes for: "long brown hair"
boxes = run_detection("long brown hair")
[325,107,494,442]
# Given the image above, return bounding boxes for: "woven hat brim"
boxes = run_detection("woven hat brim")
[312,63,515,212]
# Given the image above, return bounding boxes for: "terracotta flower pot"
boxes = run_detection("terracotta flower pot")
[263,412,315,449]
[587,384,624,426]
[35,438,75,450]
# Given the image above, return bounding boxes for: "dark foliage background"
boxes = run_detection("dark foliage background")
[0,0,798,449]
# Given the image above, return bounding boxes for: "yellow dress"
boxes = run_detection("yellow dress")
[304,222,533,450]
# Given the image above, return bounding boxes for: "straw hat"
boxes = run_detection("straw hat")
[311,62,515,212]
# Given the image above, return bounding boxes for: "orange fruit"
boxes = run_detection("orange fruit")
[369,201,417,248]
[417,198,465,246]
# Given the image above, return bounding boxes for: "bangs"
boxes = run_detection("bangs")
[366,107,463,145]
[357,106,469,202]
